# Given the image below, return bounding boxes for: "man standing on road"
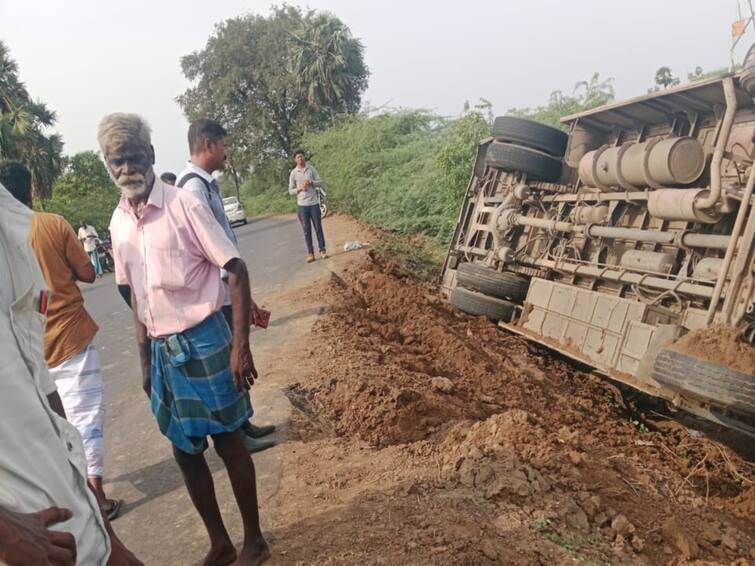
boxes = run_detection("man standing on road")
[78,220,103,277]
[177,119,275,454]
[101,113,270,566]
[0,181,141,565]
[288,149,327,263]
[0,161,121,521]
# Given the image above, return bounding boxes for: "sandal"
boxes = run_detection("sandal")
[103,498,122,521]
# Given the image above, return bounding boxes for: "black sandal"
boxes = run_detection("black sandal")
[103,498,122,521]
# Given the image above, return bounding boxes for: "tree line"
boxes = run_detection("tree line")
[0,5,741,234]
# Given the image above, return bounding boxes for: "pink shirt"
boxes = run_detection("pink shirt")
[109,179,240,338]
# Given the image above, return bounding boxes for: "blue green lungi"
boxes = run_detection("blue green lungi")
[150,311,252,454]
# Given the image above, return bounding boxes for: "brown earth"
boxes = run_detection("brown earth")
[670,325,755,375]
[264,244,755,565]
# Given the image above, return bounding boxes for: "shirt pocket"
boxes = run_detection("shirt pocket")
[149,248,187,291]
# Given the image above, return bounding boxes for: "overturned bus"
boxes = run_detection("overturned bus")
[441,57,755,435]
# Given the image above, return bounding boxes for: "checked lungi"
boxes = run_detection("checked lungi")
[150,311,252,454]
[50,343,106,477]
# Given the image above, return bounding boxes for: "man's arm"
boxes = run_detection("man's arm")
[63,222,95,283]
[130,294,151,398]
[117,284,132,309]
[225,258,257,391]
[288,171,298,195]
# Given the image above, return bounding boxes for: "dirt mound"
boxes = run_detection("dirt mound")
[443,411,553,499]
[670,325,755,374]
[307,259,593,447]
[287,251,755,564]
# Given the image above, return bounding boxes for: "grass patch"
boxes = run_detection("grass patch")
[243,190,297,217]
[375,233,446,282]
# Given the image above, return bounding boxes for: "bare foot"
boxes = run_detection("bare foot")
[203,543,237,566]
[233,538,270,566]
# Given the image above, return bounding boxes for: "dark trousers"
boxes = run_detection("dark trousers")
[297,204,326,255]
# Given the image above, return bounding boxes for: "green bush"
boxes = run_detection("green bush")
[301,108,488,241]
[243,188,297,217]
[227,107,488,243]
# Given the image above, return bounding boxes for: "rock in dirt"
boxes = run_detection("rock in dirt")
[661,517,699,560]
[594,512,610,527]
[631,535,645,553]
[612,534,627,554]
[480,540,499,561]
[565,507,590,533]
[721,533,738,551]
[568,450,584,466]
[431,376,454,393]
[581,495,602,519]
[610,514,635,537]
[493,512,522,534]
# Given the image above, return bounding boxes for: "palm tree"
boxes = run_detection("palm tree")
[291,14,368,116]
[0,40,63,198]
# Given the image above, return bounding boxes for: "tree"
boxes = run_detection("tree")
[0,41,63,198]
[291,13,368,116]
[653,66,681,90]
[177,6,368,178]
[507,73,615,130]
[44,151,120,234]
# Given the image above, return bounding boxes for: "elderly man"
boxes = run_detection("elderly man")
[0,161,121,521]
[0,182,141,565]
[176,118,275,454]
[101,113,269,566]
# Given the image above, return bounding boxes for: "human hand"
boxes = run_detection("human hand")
[141,372,151,399]
[230,341,258,391]
[0,506,76,566]
[303,179,313,188]
[249,299,262,326]
[139,355,151,398]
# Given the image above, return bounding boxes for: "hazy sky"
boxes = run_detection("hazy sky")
[1,0,750,174]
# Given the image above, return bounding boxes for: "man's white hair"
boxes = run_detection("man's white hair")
[97,113,152,155]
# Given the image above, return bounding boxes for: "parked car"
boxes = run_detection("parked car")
[223,196,247,226]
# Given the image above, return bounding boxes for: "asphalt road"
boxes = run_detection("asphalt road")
[80,215,329,564]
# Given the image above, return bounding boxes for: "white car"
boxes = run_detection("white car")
[223,196,247,226]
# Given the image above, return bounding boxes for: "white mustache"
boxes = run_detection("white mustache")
[118,174,145,186]
[118,175,147,198]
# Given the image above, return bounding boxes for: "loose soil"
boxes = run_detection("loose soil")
[266,248,755,565]
[670,325,755,375]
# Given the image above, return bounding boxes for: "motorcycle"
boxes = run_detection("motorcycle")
[96,239,115,273]
[317,186,328,218]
